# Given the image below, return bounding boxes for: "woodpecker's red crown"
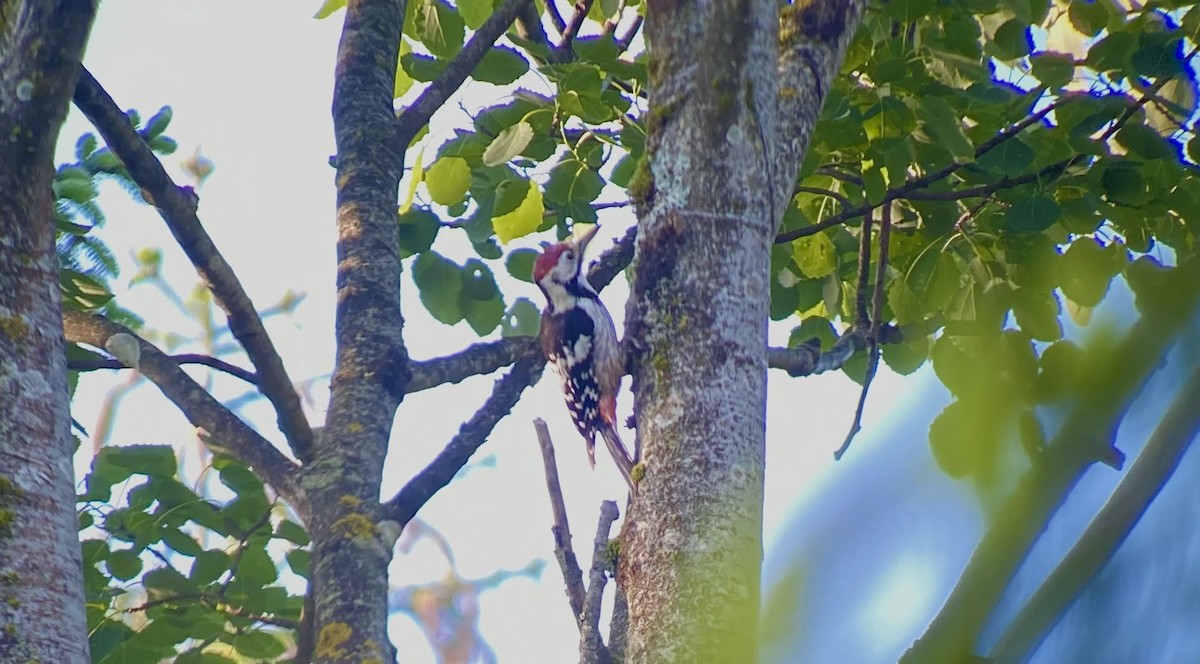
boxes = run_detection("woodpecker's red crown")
[533,243,570,283]
[532,225,599,283]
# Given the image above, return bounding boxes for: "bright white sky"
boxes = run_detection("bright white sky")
[60,3,915,661]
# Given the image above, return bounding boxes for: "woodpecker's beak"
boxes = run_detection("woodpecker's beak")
[572,224,600,253]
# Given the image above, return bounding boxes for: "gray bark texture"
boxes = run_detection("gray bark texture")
[0,2,98,661]
[304,0,410,661]
[618,1,863,662]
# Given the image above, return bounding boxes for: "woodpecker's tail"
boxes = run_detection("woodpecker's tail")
[600,423,637,494]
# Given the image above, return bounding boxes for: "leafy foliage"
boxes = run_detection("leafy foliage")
[56,106,177,324]
[80,448,304,663]
[319,0,1200,497]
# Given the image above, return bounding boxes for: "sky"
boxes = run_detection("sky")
[60,3,919,661]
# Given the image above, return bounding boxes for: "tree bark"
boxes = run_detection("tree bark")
[305,1,410,661]
[619,1,862,661]
[0,2,98,661]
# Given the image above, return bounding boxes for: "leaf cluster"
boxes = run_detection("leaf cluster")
[80,447,306,663]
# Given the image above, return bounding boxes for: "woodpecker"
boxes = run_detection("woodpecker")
[533,225,637,493]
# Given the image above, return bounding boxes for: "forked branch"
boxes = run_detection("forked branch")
[72,69,314,462]
[62,310,305,513]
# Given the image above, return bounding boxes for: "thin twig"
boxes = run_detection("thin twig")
[853,208,874,328]
[533,419,587,627]
[796,185,851,209]
[835,203,890,460]
[553,0,596,60]
[72,68,314,463]
[68,352,258,385]
[989,359,1200,664]
[580,500,619,664]
[545,0,567,33]
[615,15,643,53]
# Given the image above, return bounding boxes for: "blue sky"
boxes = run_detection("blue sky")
[60,3,922,660]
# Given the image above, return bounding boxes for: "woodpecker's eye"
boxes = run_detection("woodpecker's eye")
[564,250,575,261]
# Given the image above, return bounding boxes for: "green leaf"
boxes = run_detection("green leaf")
[1030,52,1075,88]
[1131,34,1183,79]
[425,156,471,206]
[401,52,447,82]
[237,546,278,586]
[1012,288,1062,341]
[142,106,173,140]
[483,122,534,166]
[190,549,231,584]
[501,298,541,337]
[160,527,203,557]
[1068,0,1108,35]
[54,173,98,203]
[791,233,837,279]
[286,549,310,578]
[493,180,543,243]
[976,137,1034,176]
[1100,162,1147,205]
[1115,124,1176,161]
[918,96,973,159]
[1059,238,1116,307]
[505,248,538,282]
[106,548,143,581]
[789,316,837,351]
[61,269,114,310]
[233,631,287,659]
[143,566,198,596]
[395,40,414,98]
[458,0,493,28]
[275,520,310,546]
[929,400,982,478]
[413,252,464,324]
[990,19,1031,60]
[881,335,930,375]
[545,159,604,205]
[106,445,177,477]
[1005,195,1060,232]
[412,0,465,58]
[474,47,529,85]
[314,0,346,18]
[397,208,441,258]
[399,149,426,214]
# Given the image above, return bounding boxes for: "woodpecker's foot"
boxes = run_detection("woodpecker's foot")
[625,413,637,429]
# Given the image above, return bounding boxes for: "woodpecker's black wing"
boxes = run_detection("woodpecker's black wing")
[542,305,603,442]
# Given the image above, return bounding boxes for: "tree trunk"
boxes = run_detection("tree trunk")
[0,2,98,661]
[620,1,780,661]
[620,1,864,661]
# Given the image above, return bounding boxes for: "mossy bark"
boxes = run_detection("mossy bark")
[0,2,98,662]
[618,1,864,662]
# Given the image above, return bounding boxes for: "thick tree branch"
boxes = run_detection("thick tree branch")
[69,352,258,385]
[72,69,314,463]
[61,310,304,512]
[903,273,1200,663]
[396,0,534,142]
[382,352,545,526]
[406,337,532,393]
[989,358,1200,664]
[533,419,587,627]
[775,0,867,218]
[581,500,619,664]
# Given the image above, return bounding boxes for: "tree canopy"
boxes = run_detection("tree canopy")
[5,0,1199,662]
